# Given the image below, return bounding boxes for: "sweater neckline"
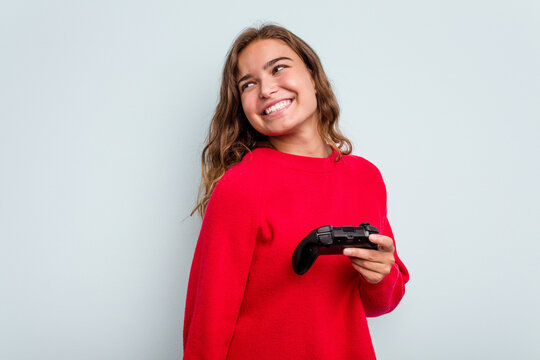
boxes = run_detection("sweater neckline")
[250,146,341,172]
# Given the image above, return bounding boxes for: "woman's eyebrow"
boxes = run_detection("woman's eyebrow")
[237,56,293,85]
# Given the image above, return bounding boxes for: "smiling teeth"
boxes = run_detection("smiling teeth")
[264,100,291,115]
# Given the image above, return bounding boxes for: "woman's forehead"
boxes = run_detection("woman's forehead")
[237,39,300,72]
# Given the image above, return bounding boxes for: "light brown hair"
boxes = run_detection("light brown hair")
[191,24,353,218]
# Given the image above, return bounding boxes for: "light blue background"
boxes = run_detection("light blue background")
[1,0,539,359]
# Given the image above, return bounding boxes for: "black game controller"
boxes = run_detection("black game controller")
[292,223,379,275]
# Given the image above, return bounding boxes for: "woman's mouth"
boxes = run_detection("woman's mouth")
[262,99,293,116]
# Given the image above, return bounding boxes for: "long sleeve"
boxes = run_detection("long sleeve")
[358,218,409,317]
[183,170,262,359]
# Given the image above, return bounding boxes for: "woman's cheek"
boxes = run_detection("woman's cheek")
[241,96,256,117]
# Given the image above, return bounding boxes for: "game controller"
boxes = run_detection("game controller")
[292,222,379,275]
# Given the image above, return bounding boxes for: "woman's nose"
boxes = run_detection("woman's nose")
[259,78,278,98]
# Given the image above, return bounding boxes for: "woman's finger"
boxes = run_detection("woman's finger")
[349,258,391,275]
[343,248,394,266]
[350,263,386,284]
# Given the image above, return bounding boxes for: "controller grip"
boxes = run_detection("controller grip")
[292,230,319,275]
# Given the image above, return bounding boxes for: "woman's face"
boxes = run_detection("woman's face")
[236,39,319,140]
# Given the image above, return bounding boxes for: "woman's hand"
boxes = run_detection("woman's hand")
[343,234,395,284]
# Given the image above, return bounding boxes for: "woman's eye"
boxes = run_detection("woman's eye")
[273,65,287,74]
[240,82,254,92]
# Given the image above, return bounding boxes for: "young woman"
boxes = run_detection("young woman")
[184,24,409,359]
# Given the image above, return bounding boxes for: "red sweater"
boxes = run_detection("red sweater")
[184,147,409,359]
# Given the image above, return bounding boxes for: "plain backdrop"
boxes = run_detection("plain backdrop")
[1,0,539,359]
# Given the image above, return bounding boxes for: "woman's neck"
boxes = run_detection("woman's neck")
[267,136,332,158]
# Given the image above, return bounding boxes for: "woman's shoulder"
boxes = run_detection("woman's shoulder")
[213,149,268,196]
[205,155,265,218]
[223,148,267,178]
[342,153,384,178]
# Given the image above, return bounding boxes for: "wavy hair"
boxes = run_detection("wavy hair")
[191,24,353,217]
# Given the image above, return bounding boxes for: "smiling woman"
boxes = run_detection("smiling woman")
[184,24,409,359]
[236,39,320,144]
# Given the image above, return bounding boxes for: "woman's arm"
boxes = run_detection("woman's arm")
[183,171,262,359]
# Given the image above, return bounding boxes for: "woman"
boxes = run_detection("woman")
[184,24,409,359]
